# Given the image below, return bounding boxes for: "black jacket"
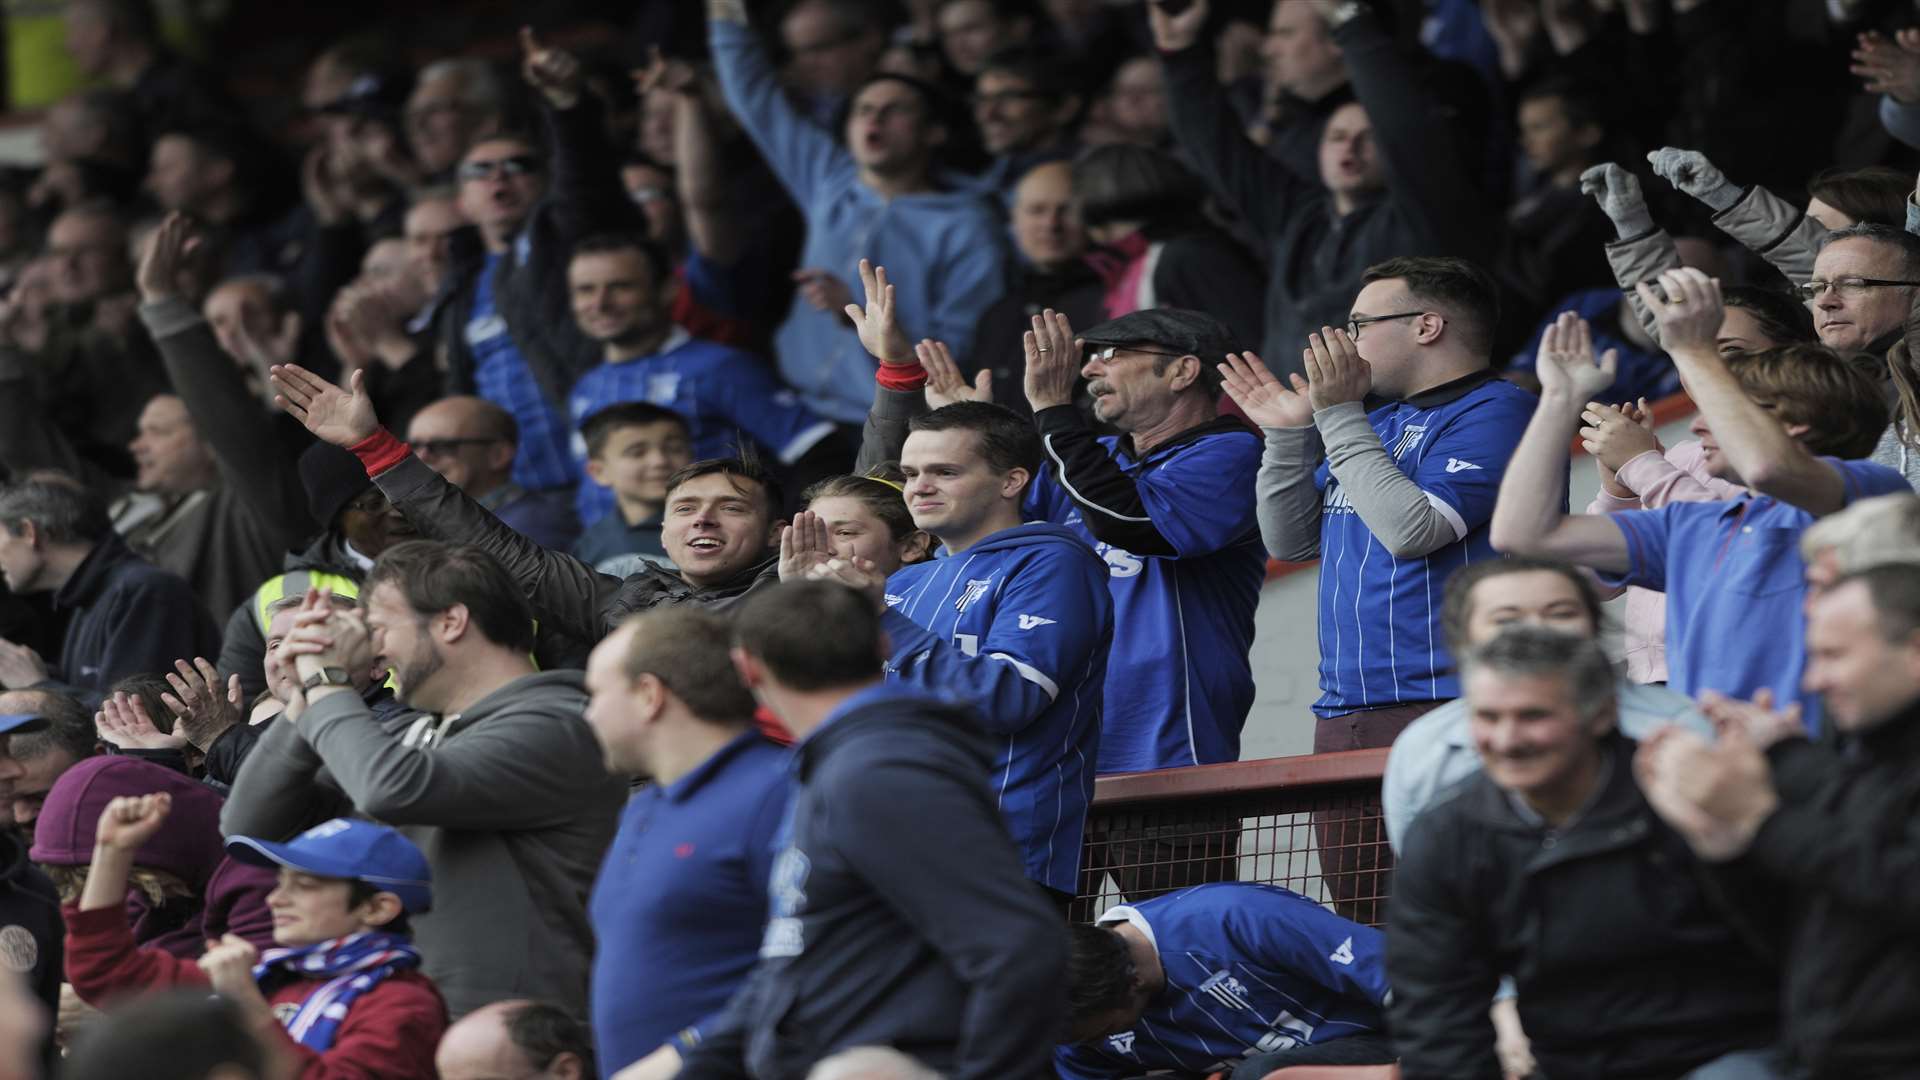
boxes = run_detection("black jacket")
[1388,734,1778,1080]
[1162,12,1495,380]
[45,535,220,707]
[370,455,777,643]
[0,827,62,1073]
[964,260,1107,419]
[1732,708,1920,1076]
[678,688,1065,1080]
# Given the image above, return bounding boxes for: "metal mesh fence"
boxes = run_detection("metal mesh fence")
[1072,778,1391,927]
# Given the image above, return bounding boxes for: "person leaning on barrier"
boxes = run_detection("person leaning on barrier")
[1057,882,1393,1080]
[1636,563,1920,1079]
[1388,627,1779,1080]
[673,580,1063,1080]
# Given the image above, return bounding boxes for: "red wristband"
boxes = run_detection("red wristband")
[875,362,927,392]
[347,427,411,478]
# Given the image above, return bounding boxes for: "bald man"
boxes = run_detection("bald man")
[406,395,580,550]
[435,1000,592,1080]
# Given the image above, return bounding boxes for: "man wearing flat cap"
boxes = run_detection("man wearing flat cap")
[854,276,1265,900]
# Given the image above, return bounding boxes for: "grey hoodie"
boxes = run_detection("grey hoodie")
[219,668,624,1019]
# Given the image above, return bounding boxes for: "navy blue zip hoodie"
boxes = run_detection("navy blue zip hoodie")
[677,684,1065,1080]
[881,522,1111,893]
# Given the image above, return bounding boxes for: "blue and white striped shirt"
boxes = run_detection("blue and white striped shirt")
[1312,373,1538,717]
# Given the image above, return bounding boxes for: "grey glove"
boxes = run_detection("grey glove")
[1647,147,1742,212]
[1579,163,1655,239]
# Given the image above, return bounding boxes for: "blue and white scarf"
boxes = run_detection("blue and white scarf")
[251,931,423,1051]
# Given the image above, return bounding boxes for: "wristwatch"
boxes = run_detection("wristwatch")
[301,667,353,691]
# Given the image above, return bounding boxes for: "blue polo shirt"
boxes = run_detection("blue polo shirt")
[1600,457,1908,735]
[467,252,580,493]
[587,732,792,1077]
[1054,884,1388,1079]
[1312,371,1538,717]
[567,327,837,526]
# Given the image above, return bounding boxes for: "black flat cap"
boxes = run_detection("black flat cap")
[1077,308,1239,362]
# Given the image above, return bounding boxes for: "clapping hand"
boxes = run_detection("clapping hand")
[1635,267,1723,355]
[95,693,188,752]
[161,657,244,751]
[1580,399,1662,474]
[805,555,888,610]
[135,212,201,305]
[1697,687,1804,751]
[0,639,49,690]
[271,362,380,448]
[779,510,837,582]
[1851,30,1920,105]
[1023,309,1080,412]
[1303,327,1371,411]
[918,339,992,408]
[1217,351,1314,429]
[844,260,914,366]
[1578,163,1654,239]
[1535,311,1618,405]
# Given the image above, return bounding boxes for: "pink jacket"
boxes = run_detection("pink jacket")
[1586,441,1744,682]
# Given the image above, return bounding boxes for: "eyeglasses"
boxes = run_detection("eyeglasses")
[1346,311,1428,339]
[1088,345,1188,362]
[1793,277,1920,301]
[412,438,498,459]
[456,155,542,182]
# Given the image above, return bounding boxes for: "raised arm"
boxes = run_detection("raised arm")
[1582,163,1677,341]
[639,52,746,265]
[846,260,933,473]
[521,29,648,246]
[138,214,314,539]
[269,362,623,642]
[1649,148,1825,286]
[1640,268,1847,515]
[1151,0,1308,242]
[1335,2,1492,256]
[1488,312,1633,573]
[707,1,844,207]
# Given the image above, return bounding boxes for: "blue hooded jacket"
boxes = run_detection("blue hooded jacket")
[710,19,1008,423]
[881,522,1112,894]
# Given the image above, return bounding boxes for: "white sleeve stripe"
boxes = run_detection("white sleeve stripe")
[987,652,1060,700]
[1043,433,1153,523]
[1423,490,1468,542]
[777,421,839,465]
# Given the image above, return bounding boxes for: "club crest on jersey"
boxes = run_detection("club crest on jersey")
[1389,423,1428,459]
[955,578,992,613]
[1200,970,1252,1011]
[1106,1032,1137,1057]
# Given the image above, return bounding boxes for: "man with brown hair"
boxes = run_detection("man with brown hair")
[1492,266,1908,734]
[581,608,789,1078]
[221,540,625,1019]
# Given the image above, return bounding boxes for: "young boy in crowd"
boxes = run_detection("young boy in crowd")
[571,402,695,574]
[62,804,447,1079]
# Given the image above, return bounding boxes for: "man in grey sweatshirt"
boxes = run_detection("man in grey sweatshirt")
[219,539,625,1021]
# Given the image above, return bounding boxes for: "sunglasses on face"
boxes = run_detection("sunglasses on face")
[457,155,542,182]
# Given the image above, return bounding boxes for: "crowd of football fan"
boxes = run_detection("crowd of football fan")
[0,0,1917,1077]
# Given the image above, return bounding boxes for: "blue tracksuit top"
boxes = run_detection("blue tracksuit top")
[881,521,1112,894]
[709,19,1008,424]
[1026,418,1267,772]
[1055,884,1390,1079]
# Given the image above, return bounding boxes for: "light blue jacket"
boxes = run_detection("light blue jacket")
[709,20,1008,423]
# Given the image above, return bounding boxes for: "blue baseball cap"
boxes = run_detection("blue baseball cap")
[226,819,432,914]
[0,714,46,736]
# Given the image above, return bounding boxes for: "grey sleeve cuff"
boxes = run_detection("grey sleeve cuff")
[1316,402,1462,558]
[1255,425,1325,561]
[137,296,205,339]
